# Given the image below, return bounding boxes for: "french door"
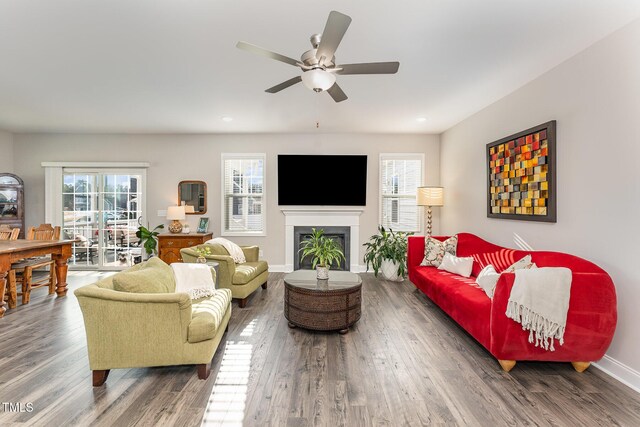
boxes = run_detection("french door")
[62,169,145,270]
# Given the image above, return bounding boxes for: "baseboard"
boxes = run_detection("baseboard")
[268,265,368,273]
[593,355,640,394]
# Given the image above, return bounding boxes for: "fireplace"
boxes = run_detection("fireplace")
[294,226,350,271]
[281,207,363,272]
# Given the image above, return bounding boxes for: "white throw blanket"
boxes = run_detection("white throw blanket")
[205,237,246,263]
[505,267,572,351]
[171,263,216,300]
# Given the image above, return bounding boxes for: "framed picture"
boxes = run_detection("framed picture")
[197,217,210,233]
[487,120,556,222]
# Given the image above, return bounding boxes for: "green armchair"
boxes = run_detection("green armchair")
[181,244,269,308]
[75,257,231,386]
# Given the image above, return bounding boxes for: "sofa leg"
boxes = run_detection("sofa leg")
[238,297,248,308]
[261,282,268,290]
[92,369,110,387]
[498,360,516,372]
[571,362,590,373]
[197,363,210,380]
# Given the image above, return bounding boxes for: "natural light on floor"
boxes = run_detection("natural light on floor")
[201,319,256,426]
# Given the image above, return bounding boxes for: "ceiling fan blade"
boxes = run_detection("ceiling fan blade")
[265,76,302,93]
[236,41,299,67]
[316,11,352,64]
[327,83,348,103]
[337,62,400,75]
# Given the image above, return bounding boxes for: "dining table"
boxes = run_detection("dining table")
[0,239,74,318]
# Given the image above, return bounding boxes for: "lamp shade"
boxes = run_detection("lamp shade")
[184,205,195,214]
[301,69,336,92]
[417,186,444,206]
[166,205,186,220]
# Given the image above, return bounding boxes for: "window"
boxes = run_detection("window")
[222,154,266,236]
[380,154,424,232]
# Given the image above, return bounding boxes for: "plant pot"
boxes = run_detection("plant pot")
[380,258,402,282]
[196,256,207,264]
[316,265,329,280]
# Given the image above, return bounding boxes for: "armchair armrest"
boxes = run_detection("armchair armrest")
[74,285,193,369]
[241,246,259,262]
[490,271,617,360]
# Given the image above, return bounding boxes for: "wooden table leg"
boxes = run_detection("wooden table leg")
[0,271,7,318]
[53,245,72,297]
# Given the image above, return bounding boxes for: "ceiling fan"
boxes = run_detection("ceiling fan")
[236,10,399,103]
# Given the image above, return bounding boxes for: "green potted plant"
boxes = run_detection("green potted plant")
[363,226,414,281]
[299,228,346,279]
[194,246,213,264]
[135,223,165,259]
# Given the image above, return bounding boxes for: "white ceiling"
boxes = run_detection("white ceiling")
[0,0,638,134]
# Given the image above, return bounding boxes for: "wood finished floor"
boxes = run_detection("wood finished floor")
[1,271,639,426]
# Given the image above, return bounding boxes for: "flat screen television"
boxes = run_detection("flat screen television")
[278,155,367,206]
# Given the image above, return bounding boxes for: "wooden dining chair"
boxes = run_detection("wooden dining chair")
[1,226,20,308]
[0,226,20,241]
[9,224,60,306]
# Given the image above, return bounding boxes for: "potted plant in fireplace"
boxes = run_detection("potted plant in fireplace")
[298,228,346,279]
[363,226,414,281]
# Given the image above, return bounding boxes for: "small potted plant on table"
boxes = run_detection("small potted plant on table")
[299,228,346,279]
[363,226,414,281]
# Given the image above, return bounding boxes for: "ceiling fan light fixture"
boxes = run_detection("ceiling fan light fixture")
[301,69,336,92]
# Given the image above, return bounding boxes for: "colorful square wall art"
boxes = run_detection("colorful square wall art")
[486,121,556,222]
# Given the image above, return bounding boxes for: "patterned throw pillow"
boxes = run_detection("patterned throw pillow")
[503,254,536,273]
[420,235,458,267]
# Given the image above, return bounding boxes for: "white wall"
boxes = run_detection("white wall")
[441,19,640,375]
[0,130,13,172]
[13,133,440,267]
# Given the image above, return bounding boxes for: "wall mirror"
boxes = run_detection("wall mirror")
[178,181,207,214]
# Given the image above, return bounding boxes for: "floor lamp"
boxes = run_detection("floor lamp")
[417,186,444,237]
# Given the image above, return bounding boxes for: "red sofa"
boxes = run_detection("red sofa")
[407,233,617,372]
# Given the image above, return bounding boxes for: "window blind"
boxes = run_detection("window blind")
[380,154,423,232]
[222,154,265,235]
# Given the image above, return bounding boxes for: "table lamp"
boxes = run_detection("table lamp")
[166,205,186,234]
[417,186,444,237]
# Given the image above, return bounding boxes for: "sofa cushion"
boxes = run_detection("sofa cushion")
[188,288,232,343]
[438,253,474,277]
[420,235,458,267]
[232,261,268,285]
[476,264,500,298]
[112,257,175,294]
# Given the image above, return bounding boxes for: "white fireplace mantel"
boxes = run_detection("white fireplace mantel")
[281,207,364,272]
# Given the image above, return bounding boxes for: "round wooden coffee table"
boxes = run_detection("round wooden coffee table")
[284,269,362,334]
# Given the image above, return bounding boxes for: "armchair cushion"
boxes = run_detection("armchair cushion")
[233,261,268,285]
[112,257,175,294]
[188,288,232,343]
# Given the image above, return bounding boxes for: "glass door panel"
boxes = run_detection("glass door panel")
[63,173,99,267]
[100,173,143,268]
[63,170,144,269]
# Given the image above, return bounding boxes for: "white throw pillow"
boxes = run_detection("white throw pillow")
[437,253,474,278]
[476,264,501,299]
[420,235,458,267]
[503,254,536,273]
